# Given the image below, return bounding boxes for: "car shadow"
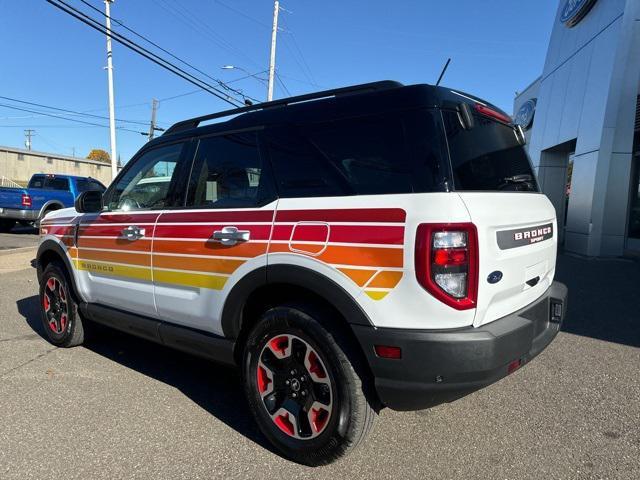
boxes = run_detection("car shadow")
[556,253,640,348]
[16,294,277,456]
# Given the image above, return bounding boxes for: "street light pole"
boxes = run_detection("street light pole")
[267,0,279,101]
[105,0,118,180]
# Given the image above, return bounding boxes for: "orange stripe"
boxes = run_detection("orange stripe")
[367,270,403,288]
[79,248,151,267]
[337,268,376,287]
[269,243,403,268]
[153,240,267,258]
[153,255,245,274]
[77,237,152,252]
[68,247,78,259]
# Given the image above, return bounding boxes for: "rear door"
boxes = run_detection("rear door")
[152,130,276,335]
[75,142,188,317]
[441,109,557,326]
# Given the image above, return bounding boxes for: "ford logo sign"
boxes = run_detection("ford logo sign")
[560,0,598,28]
[515,98,536,130]
[487,271,503,284]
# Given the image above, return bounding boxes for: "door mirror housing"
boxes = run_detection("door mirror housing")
[75,190,104,213]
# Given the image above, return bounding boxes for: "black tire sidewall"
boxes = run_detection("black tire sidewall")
[243,306,358,463]
[40,263,77,346]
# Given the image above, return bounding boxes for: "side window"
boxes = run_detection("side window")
[188,132,272,208]
[45,177,70,191]
[77,179,106,193]
[262,127,351,198]
[28,175,45,189]
[107,143,185,211]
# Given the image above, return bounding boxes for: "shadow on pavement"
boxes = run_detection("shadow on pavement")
[555,254,640,348]
[16,294,276,456]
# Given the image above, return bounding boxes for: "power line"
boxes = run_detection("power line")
[153,0,263,72]
[77,0,259,104]
[275,71,292,97]
[214,0,270,29]
[46,0,243,107]
[0,103,147,135]
[0,95,150,126]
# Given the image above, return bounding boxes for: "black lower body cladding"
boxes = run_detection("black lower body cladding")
[352,282,568,410]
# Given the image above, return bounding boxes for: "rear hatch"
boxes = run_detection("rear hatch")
[440,101,557,326]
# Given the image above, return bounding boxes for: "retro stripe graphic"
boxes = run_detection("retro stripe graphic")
[41,208,406,300]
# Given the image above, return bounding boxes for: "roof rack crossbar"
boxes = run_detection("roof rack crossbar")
[163,80,402,136]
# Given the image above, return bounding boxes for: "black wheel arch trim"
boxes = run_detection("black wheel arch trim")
[36,239,81,300]
[220,264,374,339]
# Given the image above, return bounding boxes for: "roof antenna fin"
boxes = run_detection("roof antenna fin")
[435,58,451,87]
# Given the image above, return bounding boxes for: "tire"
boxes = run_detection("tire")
[0,219,15,233]
[39,261,86,347]
[243,305,376,466]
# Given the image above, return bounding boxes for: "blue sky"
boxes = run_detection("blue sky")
[0,0,558,163]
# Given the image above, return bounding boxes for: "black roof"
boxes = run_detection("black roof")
[157,80,508,144]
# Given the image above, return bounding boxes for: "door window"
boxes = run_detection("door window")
[187,132,273,208]
[107,143,185,211]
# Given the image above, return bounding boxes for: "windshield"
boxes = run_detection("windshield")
[442,110,538,192]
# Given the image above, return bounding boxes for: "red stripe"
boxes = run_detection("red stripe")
[44,225,73,236]
[154,224,271,240]
[275,208,406,223]
[82,213,160,224]
[271,224,404,245]
[159,210,274,224]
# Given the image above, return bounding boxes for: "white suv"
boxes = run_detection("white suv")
[36,81,567,466]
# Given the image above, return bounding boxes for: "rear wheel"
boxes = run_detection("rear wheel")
[243,305,376,466]
[0,219,15,233]
[39,262,86,347]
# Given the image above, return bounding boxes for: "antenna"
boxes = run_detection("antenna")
[435,58,451,87]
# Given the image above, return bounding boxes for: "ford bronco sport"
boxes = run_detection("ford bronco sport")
[36,81,567,466]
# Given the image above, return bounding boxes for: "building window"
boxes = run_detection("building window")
[17,153,24,161]
[46,157,53,164]
[75,161,80,168]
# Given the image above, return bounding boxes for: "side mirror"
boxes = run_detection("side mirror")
[75,190,103,213]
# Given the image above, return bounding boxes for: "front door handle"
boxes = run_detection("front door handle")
[212,226,250,246]
[122,225,145,241]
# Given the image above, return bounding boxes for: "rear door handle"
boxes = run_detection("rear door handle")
[121,225,145,241]
[212,226,250,246]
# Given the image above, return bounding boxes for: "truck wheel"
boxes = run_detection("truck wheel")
[0,219,15,233]
[243,305,376,466]
[39,262,86,348]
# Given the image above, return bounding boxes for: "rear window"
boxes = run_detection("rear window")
[442,110,538,192]
[28,175,45,189]
[263,110,447,198]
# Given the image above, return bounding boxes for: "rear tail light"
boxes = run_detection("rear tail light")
[415,223,478,310]
[21,194,32,207]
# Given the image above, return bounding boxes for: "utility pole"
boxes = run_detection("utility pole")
[267,0,280,101]
[24,129,35,151]
[105,0,118,180]
[148,98,159,141]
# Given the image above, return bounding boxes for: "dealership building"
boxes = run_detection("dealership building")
[514,0,640,256]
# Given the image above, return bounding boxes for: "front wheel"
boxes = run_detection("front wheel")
[243,305,376,466]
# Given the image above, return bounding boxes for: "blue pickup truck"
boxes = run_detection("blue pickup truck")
[0,174,106,232]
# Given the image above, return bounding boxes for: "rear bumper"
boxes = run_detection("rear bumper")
[0,208,38,221]
[353,281,568,411]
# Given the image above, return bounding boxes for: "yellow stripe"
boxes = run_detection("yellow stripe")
[73,259,152,281]
[154,269,228,290]
[365,290,389,301]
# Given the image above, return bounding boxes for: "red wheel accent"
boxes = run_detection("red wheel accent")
[49,319,58,332]
[47,278,56,291]
[307,350,327,379]
[274,412,295,436]
[257,365,272,394]
[58,284,66,302]
[43,293,50,313]
[310,407,329,433]
[269,335,289,357]
[60,313,68,332]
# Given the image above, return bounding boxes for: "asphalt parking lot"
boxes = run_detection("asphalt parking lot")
[0,241,639,479]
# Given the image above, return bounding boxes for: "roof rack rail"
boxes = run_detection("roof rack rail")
[163,80,403,136]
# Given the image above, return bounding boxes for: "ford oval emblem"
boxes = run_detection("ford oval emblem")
[560,0,598,28]
[487,271,503,284]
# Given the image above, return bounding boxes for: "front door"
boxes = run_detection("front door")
[152,130,276,335]
[75,142,188,317]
